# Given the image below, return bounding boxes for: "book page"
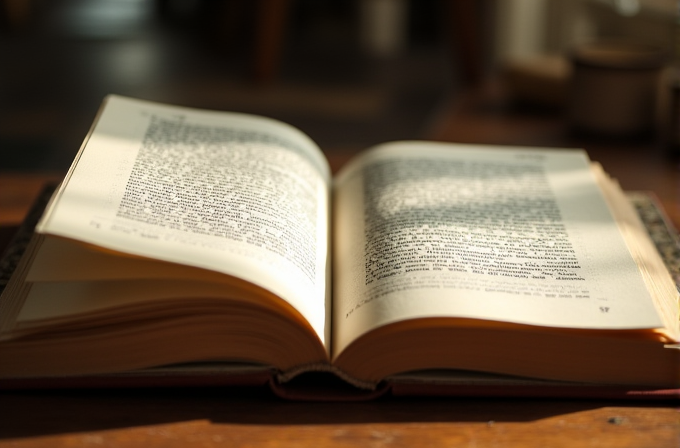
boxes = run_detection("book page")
[331,141,666,357]
[35,95,332,348]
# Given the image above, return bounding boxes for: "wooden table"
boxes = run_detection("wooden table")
[1,86,679,447]
[1,389,678,447]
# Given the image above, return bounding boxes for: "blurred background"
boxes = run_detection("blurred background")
[0,0,459,171]
[0,0,677,172]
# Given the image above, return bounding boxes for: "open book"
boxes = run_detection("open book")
[1,95,678,397]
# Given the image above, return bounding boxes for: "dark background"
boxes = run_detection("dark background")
[0,0,460,172]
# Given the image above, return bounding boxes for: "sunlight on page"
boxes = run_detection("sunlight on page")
[332,142,666,356]
[35,96,332,348]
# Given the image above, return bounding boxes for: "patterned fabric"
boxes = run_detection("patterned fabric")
[0,183,57,293]
[627,192,680,292]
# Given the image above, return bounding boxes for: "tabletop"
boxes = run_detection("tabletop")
[1,388,678,447]
[1,82,679,447]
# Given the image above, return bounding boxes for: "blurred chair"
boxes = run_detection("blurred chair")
[252,0,292,84]
[249,0,487,86]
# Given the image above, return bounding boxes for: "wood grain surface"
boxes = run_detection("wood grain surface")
[1,85,679,447]
[0,389,678,447]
